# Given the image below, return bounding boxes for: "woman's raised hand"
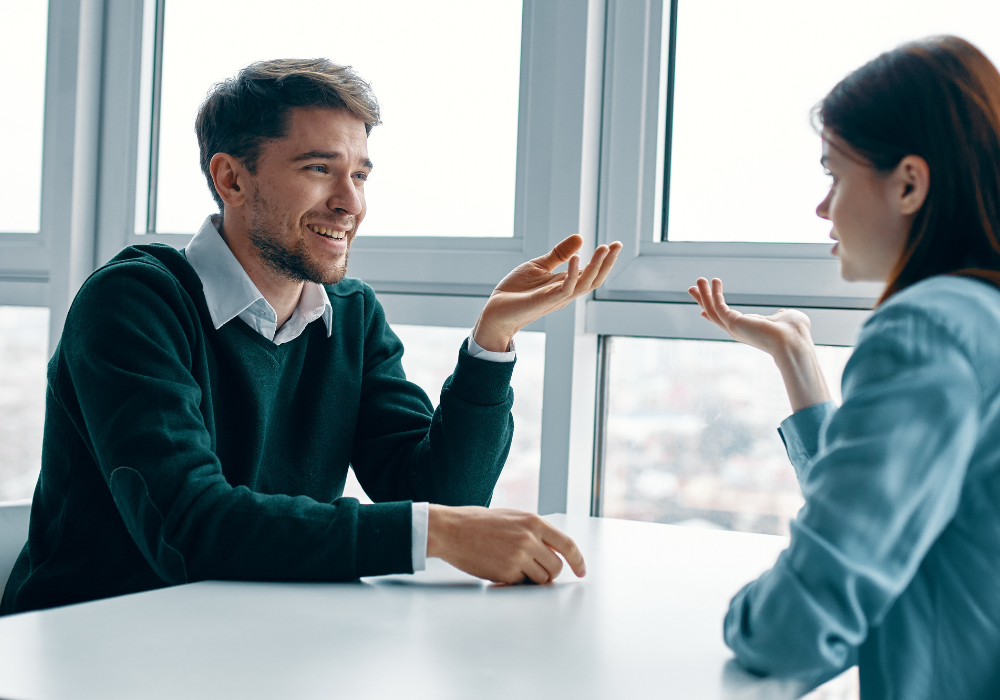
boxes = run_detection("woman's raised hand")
[688,277,816,358]
[688,277,831,412]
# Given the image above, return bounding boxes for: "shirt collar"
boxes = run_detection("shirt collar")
[184,215,333,337]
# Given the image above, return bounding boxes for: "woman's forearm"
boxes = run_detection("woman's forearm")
[773,341,832,413]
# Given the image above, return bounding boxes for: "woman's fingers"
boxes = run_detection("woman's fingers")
[697,278,726,328]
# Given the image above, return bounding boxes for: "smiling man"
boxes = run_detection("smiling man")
[0,59,623,615]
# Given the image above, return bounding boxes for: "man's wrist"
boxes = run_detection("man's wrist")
[471,326,513,353]
[426,504,452,560]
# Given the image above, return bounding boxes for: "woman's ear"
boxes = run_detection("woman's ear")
[209,153,248,209]
[894,154,930,216]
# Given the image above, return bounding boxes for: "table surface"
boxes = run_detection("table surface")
[0,514,811,700]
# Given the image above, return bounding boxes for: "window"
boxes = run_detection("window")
[343,326,544,512]
[664,0,1000,243]
[0,1,48,233]
[140,0,523,238]
[0,307,49,501]
[601,337,851,535]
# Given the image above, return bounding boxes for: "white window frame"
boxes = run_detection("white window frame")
[593,0,885,314]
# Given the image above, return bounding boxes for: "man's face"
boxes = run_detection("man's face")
[245,107,371,286]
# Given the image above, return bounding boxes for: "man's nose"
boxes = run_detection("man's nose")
[327,175,363,216]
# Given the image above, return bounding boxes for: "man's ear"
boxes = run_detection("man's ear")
[210,153,248,208]
[894,154,930,216]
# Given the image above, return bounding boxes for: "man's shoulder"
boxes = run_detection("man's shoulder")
[73,244,203,318]
[89,244,197,288]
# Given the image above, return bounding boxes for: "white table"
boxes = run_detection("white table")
[0,514,812,700]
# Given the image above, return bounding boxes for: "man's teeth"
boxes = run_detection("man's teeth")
[307,225,347,239]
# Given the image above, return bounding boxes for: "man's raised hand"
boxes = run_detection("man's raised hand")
[427,505,586,584]
[472,235,623,352]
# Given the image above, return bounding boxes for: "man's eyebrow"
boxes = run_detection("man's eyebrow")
[292,150,374,170]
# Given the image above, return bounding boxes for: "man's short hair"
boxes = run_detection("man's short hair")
[195,58,382,210]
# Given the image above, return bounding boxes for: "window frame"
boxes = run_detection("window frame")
[592,0,883,318]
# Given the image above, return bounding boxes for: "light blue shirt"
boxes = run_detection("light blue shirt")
[184,216,515,572]
[724,275,1000,698]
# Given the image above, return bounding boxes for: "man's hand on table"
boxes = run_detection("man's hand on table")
[472,235,624,352]
[427,505,586,584]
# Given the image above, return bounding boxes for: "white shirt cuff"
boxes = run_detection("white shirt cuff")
[466,333,516,362]
[411,501,429,572]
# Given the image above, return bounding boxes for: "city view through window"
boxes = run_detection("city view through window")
[604,336,853,536]
[0,307,48,502]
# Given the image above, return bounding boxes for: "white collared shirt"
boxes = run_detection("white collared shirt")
[183,215,514,572]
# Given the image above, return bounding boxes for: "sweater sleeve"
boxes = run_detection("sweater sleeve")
[724,306,980,685]
[348,288,515,506]
[59,261,411,585]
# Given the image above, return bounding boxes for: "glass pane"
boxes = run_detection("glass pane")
[342,325,543,512]
[151,0,522,236]
[0,1,48,233]
[603,337,852,536]
[665,0,1000,243]
[0,307,49,501]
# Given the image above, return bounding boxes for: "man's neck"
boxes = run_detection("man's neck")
[218,217,303,328]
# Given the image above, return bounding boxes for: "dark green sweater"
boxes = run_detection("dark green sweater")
[1,244,514,615]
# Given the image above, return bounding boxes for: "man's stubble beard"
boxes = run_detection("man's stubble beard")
[247,187,352,286]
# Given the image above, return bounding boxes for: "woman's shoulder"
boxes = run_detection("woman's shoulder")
[874,275,1000,330]
[856,275,1000,370]
[890,273,1000,308]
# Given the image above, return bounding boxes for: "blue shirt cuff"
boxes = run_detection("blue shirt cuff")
[778,401,837,482]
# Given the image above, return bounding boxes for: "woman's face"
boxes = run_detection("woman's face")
[815,133,926,282]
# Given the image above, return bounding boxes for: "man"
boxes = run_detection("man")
[0,59,622,615]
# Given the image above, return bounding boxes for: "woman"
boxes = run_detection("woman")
[689,36,1000,698]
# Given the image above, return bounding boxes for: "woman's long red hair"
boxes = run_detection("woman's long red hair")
[817,36,1000,302]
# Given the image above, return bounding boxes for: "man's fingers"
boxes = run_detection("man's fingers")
[521,559,552,585]
[588,242,622,290]
[535,234,584,272]
[559,254,581,293]
[533,545,565,582]
[540,525,586,578]
[573,246,609,293]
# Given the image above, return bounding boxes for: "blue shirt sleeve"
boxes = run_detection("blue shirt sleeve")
[724,305,981,685]
[777,400,837,483]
